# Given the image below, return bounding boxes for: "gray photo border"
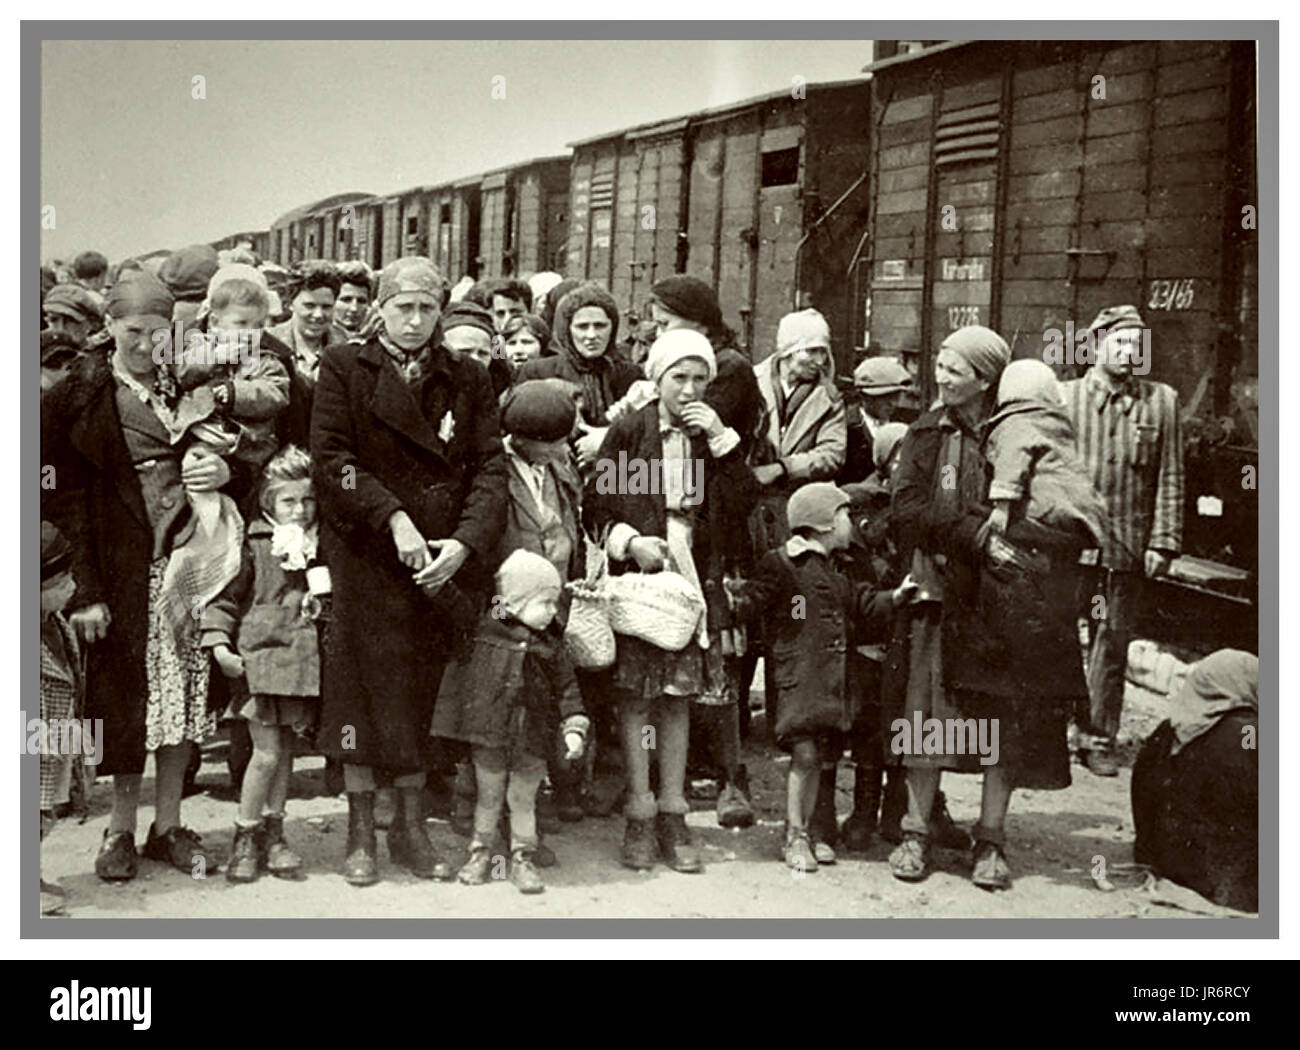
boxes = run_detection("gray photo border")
[24,19,1279,940]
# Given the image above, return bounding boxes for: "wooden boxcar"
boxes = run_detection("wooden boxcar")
[475,156,570,279]
[860,38,1258,576]
[565,79,873,367]
[268,191,375,268]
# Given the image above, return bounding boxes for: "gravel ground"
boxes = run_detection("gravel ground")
[38,679,1245,920]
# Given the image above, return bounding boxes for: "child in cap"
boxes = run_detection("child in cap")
[740,482,915,871]
[200,445,326,883]
[431,549,589,894]
[982,359,1108,550]
[39,522,83,915]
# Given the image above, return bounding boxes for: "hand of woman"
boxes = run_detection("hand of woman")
[389,511,431,572]
[679,401,724,438]
[413,538,468,590]
[212,644,245,679]
[575,424,607,469]
[628,536,669,572]
[181,448,231,492]
[753,462,784,486]
[985,532,1035,574]
[68,602,111,643]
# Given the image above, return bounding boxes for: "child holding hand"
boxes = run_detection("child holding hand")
[432,549,589,894]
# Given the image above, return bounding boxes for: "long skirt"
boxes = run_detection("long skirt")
[900,603,1070,790]
[144,558,216,753]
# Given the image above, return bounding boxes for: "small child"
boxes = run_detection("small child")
[172,272,290,472]
[432,550,590,894]
[39,522,81,915]
[744,483,915,871]
[201,445,327,883]
[982,359,1108,550]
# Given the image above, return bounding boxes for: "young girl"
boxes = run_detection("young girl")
[432,550,589,894]
[201,445,325,882]
[40,522,81,914]
[745,483,914,870]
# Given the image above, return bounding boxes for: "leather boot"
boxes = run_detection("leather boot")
[839,760,883,853]
[226,823,262,884]
[343,791,378,887]
[261,814,302,876]
[809,766,839,857]
[388,787,452,880]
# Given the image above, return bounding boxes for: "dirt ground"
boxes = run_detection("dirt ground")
[39,678,1246,921]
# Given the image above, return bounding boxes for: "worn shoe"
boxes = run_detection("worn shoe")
[343,791,379,887]
[888,831,930,882]
[716,782,755,829]
[226,823,262,884]
[388,788,453,880]
[930,792,973,851]
[142,824,217,874]
[972,840,1013,891]
[95,830,138,882]
[812,839,837,865]
[582,775,624,817]
[554,784,585,823]
[261,815,302,876]
[784,827,818,872]
[655,812,703,873]
[510,848,545,894]
[620,817,658,871]
[457,843,496,886]
[1083,745,1119,777]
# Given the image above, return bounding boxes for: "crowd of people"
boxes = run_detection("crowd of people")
[38,244,1258,913]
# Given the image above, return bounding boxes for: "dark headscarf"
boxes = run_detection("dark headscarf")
[550,283,621,421]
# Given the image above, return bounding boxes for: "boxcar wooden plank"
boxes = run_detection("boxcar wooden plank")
[872,302,923,328]
[933,230,995,256]
[1081,189,1148,223]
[1009,142,1082,176]
[943,179,997,205]
[1013,63,1076,98]
[1014,90,1084,124]
[1084,131,1147,167]
[1096,43,1158,73]
[1149,183,1225,219]
[1086,101,1151,138]
[1008,170,1082,201]
[1009,224,1074,253]
[878,188,930,215]
[1095,69,1155,102]
[1148,246,1220,278]
[1150,152,1228,187]
[872,236,923,262]
[1084,162,1149,193]
[879,141,931,170]
[876,212,929,239]
[941,75,1002,111]
[1158,40,1229,65]
[1157,58,1230,96]
[879,117,933,149]
[1000,253,1071,280]
[1145,216,1222,247]
[1002,279,1070,306]
[877,164,930,194]
[937,203,995,231]
[1011,114,1084,148]
[1153,121,1228,155]
[1006,198,1078,227]
[1155,87,1229,126]
[880,93,934,125]
[933,279,993,306]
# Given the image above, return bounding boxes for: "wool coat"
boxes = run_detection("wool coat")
[41,352,223,774]
[199,519,320,698]
[309,334,507,772]
[431,614,585,762]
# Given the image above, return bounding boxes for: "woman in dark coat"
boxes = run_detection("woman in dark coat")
[515,282,640,469]
[310,256,507,886]
[41,272,233,882]
[1131,649,1258,912]
[887,325,1086,890]
[586,330,761,874]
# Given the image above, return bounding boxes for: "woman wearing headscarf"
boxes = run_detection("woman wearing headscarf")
[887,325,1085,889]
[310,256,508,886]
[42,271,231,882]
[585,330,761,872]
[1131,649,1258,912]
[515,282,641,469]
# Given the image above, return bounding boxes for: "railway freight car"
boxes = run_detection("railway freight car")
[269,191,376,267]
[565,78,873,369]
[860,38,1259,642]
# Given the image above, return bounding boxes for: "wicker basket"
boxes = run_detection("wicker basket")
[605,570,705,652]
[564,581,616,669]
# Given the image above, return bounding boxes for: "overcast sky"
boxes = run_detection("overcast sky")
[40,38,874,264]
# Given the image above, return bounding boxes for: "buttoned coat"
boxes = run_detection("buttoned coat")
[309,335,507,772]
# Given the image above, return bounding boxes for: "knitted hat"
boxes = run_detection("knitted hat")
[43,283,104,324]
[158,245,221,302]
[41,329,81,367]
[871,422,910,474]
[786,482,851,532]
[106,270,174,321]
[996,359,1063,406]
[376,256,444,306]
[41,521,72,581]
[776,308,831,356]
[651,275,724,334]
[1087,304,1145,334]
[645,328,717,384]
[207,263,270,299]
[853,355,913,394]
[500,378,577,441]
[438,301,495,340]
[938,325,1011,384]
[497,549,563,617]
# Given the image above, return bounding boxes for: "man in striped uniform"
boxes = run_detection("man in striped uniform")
[1062,305,1184,776]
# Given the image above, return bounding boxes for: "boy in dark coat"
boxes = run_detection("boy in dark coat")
[432,550,589,893]
[742,483,914,871]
